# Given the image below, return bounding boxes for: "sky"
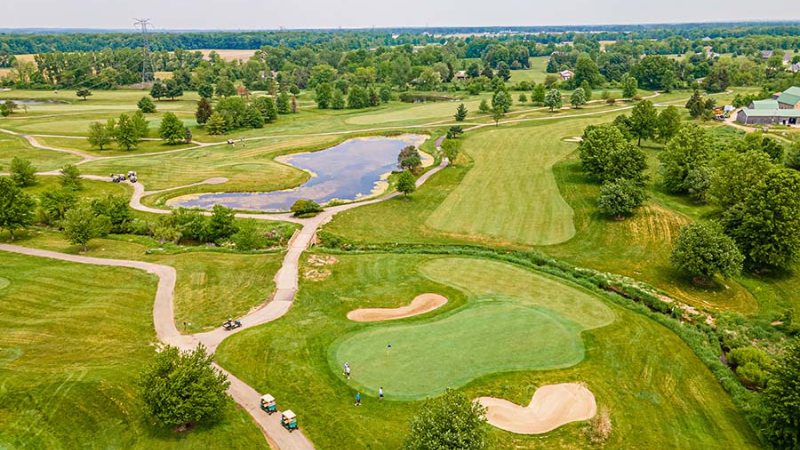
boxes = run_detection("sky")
[2,0,799,30]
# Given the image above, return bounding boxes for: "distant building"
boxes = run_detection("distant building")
[559,70,574,81]
[738,86,800,125]
[790,63,800,73]
[703,45,714,54]
[455,70,467,80]
[777,87,800,109]
[762,50,774,59]
[784,53,793,65]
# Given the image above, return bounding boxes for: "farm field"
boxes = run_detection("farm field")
[217,252,760,450]
[0,251,268,449]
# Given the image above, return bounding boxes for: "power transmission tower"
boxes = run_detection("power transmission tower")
[134,18,153,84]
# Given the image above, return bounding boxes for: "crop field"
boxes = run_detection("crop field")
[217,252,760,450]
[0,251,268,449]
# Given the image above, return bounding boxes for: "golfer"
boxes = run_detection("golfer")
[355,392,361,406]
[344,362,351,379]
[379,387,384,401]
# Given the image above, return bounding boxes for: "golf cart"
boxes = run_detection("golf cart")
[222,318,242,330]
[260,394,277,414]
[281,410,298,432]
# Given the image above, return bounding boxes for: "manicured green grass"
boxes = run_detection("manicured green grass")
[331,257,612,399]
[217,252,760,450]
[507,56,549,84]
[0,251,268,449]
[426,123,581,245]
[343,97,485,125]
[0,131,81,172]
[1,229,286,331]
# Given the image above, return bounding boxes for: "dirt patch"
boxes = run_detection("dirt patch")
[347,293,448,322]
[307,255,338,267]
[476,383,597,434]
[303,267,332,281]
[303,255,338,281]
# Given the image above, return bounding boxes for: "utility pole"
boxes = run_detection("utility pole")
[134,18,152,84]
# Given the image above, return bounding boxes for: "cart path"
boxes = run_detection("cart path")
[0,141,449,450]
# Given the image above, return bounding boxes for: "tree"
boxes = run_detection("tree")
[290,199,323,217]
[685,90,714,119]
[91,195,133,234]
[622,74,638,98]
[684,166,713,203]
[734,133,784,162]
[215,78,236,97]
[291,95,298,114]
[518,93,528,103]
[597,178,648,219]
[531,83,546,104]
[0,177,35,241]
[59,164,81,190]
[198,83,214,99]
[61,203,111,252]
[113,113,142,151]
[580,79,593,101]
[786,143,800,171]
[277,91,291,114]
[478,99,491,113]
[150,82,166,101]
[544,89,562,111]
[722,168,800,269]
[656,106,682,143]
[708,150,774,208]
[159,112,186,145]
[164,79,183,100]
[454,103,468,121]
[658,124,715,193]
[10,157,37,187]
[574,56,603,88]
[492,107,504,127]
[38,187,77,226]
[446,126,463,139]
[397,170,417,198]
[671,223,743,283]
[331,89,345,110]
[207,205,238,242]
[253,96,278,123]
[232,219,264,251]
[315,82,332,109]
[195,97,213,125]
[184,126,192,144]
[578,124,648,183]
[379,85,392,103]
[138,96,156,113]
[347,85,369,109]
[629,100,658,146]
[244,105,264,128]
[402,389,486,450]
[492,90,511,113]
[630,55,676,90]
[570,87,586,109]
[205,112,228,135]
[138,345,229,429]
[76,88,92,100]
[762,341,800,449]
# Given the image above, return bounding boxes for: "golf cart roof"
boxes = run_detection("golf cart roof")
[282,410,296,420]
[261,394,275,402]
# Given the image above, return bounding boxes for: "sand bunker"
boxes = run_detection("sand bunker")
[476,383,596,434]
[563,136,583,143]
[347,293,447,322]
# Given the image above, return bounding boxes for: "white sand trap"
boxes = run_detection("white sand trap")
[476,383,597,434]
[347,293,447,322]
[563,136,583,143]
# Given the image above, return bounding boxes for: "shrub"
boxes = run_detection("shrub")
[291,199,323,217]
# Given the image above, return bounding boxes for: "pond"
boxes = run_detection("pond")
[3,99,69,106]
[167,134,429,212]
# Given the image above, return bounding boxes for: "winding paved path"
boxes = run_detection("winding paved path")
[0,138,449,450]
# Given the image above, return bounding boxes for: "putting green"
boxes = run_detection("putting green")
[331,258,614,399]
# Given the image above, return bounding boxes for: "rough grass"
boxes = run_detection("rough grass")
[0,251,268,449]
[217,252,760,450]
[39,135,194,158]
[0,131,81,172]
[426,122,580,245]
[344,97,485,125]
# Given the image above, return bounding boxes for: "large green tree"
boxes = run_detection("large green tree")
[315,82,333,109]
[454,103,468,121]
[570,87,587,109]
[61,203,112,252]
[87,121,113,150]
[544,89,562,111]
[708,150,774,208]
[402,389,486,450]
[722,168,800,269]
[158,112,186,145]
[204,112,228,135]
[195,97,213,125]
[10,157,37,187]
[629,100,658,146]
[207,204,238,242]
[658,124,715,194]
[59,164,82,191]
[0,177,35,240]
[597,178,648,219]
[138,345,230,429]
[112,113,142,151]
[656,105,682,143]
[671,222,743,282]
[578,124,648,183]
[762,340,800,449]
[397,170,417,197]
